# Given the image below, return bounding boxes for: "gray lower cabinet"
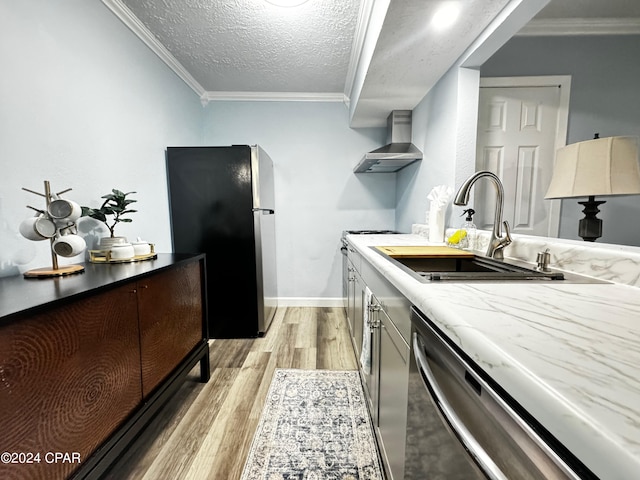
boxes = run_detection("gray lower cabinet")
[363,293,381,425]
[378,307,410,480]
[354,273,364,358]
[358,256,411,480]
[345,242,365,358]
[346,261,356,333]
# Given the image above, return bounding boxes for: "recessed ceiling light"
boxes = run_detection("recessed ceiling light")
[431,2,460,31]
[264,0,310,7]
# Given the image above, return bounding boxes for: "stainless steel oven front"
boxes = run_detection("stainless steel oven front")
[405,307,594,480]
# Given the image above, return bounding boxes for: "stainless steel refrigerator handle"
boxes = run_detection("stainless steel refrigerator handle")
[413,333,509,480]
[252,208,275,214]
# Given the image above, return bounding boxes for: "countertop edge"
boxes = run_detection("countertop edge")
[0,253,206,323]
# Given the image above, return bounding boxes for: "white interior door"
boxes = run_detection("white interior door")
[475,77,571,237]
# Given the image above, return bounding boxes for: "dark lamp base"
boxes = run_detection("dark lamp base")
[577,196,606,242]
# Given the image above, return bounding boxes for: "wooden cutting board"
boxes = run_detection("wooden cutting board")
[374,245,475,258]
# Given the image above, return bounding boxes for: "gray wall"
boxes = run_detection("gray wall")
[202,101,390,302]
[395,67,461,233]
[395,66,481,236]
[0,0,205,277]
[0,1,390,302]
[481,35,640,246]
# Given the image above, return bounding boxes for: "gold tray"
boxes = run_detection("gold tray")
[89,244,156,264]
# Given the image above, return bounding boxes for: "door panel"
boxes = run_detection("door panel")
[378,311,409,480]
[476,79,569,237]
[514,146,538,229]
[138,263,203,397]
[167,146,259,338]
[0,285,141,480]
[255,209,277,332]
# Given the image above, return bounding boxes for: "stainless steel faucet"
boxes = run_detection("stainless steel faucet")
[454,170,512,259]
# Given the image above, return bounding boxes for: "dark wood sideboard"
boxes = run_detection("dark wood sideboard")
[0,254,210,480]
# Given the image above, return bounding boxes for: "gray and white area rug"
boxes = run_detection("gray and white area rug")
[241,369,383,480]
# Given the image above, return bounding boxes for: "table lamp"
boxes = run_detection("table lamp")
[545,135,640,241]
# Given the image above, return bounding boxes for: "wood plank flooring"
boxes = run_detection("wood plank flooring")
[104,306,358,480]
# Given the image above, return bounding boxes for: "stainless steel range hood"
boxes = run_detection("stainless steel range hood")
[354,110,423,173]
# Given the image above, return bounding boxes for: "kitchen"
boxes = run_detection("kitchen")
[1,0,639,479]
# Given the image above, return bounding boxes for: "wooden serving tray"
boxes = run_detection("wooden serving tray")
[374,245,475,258]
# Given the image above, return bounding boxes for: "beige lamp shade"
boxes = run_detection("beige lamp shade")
[545,136,640,199]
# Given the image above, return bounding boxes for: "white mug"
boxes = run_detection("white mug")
[19,215,57,241]
[48,198,82,222]
[52,233,86,257]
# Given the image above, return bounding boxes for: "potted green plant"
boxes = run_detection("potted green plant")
[82,189,137,248]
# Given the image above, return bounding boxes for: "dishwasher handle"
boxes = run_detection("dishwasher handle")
[413,333,509,480]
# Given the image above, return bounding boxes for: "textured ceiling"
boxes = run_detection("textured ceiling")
[110,0,640,125]
[120,0,360,93]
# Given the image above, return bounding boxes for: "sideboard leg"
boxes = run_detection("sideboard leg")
[200,346,211,382]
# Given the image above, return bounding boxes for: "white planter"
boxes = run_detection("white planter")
[98,236,128,250]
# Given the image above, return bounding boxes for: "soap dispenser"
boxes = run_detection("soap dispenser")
[460,208,477,251]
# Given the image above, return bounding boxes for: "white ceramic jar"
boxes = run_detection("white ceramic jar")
[132,238,151,256]
[109,242,135,260]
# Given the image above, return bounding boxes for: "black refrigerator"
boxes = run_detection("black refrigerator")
[166,145,278,338]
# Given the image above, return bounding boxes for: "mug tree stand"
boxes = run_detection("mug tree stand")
[22,180,85,279]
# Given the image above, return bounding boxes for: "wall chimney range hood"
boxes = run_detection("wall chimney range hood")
[354,110,423,173]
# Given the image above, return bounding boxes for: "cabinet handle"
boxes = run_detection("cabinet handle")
[130,289,137,294]
[367,318,381,329]
[139,285,148,289]
[367,303,382,329]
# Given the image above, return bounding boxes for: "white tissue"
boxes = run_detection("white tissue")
[427,185,454,243]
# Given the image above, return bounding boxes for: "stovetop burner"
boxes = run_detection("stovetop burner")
[341,229,398,250]
[343,229,399,235]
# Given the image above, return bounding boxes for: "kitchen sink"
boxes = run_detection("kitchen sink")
[373,246,565,282]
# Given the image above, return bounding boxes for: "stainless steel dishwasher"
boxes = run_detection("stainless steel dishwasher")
[405,306,596,480]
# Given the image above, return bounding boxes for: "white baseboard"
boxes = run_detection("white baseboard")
[277,297,345,308]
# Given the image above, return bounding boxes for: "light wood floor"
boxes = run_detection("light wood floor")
[104,306,358,480]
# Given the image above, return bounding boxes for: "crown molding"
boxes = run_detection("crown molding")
[200,91,347,105]
[518,17,640,36]
[101,0,206,97]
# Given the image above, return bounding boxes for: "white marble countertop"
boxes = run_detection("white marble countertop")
[346,233,640,480]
